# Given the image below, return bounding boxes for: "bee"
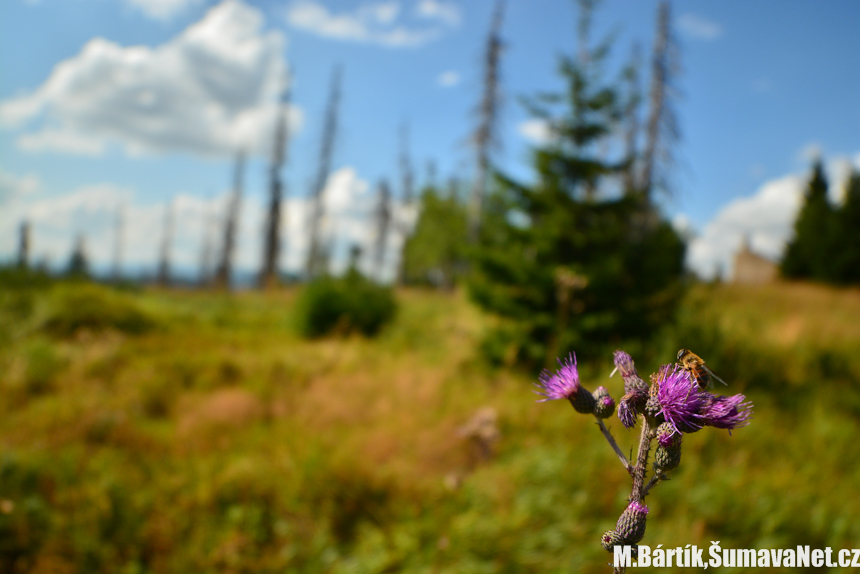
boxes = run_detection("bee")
[676,349,728,389]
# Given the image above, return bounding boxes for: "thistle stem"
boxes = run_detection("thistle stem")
[595,418,631,474]
[630,417,655,503]
[641,474,662,497]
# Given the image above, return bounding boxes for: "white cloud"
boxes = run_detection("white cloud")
[436,70,459,87]
[686,153,860,280]
[517,118,552,145]
[797,141,823,164]
[677,14,722,41]
[0,0,300,158]
[416,0,461,26]
[285,0,460,47]
[315,166,415,281]
[18,128,106,156]
[0,165,414,282]
[0,169,41,205]
[125,0,203,20]
[686,174,804,280]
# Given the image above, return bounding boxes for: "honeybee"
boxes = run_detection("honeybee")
[676,349,727,389]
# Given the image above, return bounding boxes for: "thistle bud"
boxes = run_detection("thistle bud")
[615,501,648,544]
[644,394,662,420]
[592,386,615,419]
[654,422,682,474]
[600,529,625,552]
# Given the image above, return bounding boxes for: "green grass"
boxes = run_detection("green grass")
[1,279,859,573]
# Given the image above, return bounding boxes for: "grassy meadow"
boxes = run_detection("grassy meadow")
[1,276,860,573]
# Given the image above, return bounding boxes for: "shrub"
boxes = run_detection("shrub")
[297,271,396,338]
[41,284,156,338]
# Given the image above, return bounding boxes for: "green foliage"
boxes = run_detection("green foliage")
[0,265,54,291]
[23,339,65,396]
[296,271,397,338]
[401,185,469,288]
[1,282,860,572]
[0,455,53,572]
[470,46,685,368]
[42,284,157,338]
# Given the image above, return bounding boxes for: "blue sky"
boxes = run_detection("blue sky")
[1,0,858,280]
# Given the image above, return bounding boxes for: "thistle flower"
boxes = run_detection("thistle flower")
[612,349,649,394]
[535,353,596,413]
[615,500,648,544]
[613,350,649,428]
[617,390,645,428]
[655,364,707,434]
[592,386,616,419]
[700,393,753,430]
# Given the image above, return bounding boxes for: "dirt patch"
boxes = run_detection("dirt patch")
[178,388,264,437]
[774,314,804,345]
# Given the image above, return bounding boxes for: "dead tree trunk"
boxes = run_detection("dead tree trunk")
[469,0,505,242]
[111,204,124,281]
[199,197,216,287]
[373,179,392,282]
[157,199,175,287]
[306,65,342,279]
[260,80,291,289]
[622,43,642,195]
[399,121,414,205]
[640,1,680,200]
[17,221,30,269]
[395,121,415,285]
[214,151,245,290]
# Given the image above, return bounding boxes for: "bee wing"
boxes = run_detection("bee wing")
[703,365,728,386]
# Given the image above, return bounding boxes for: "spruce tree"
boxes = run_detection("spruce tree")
[780,161,835,281]
[469,25,684,369]
[831,170,860,284]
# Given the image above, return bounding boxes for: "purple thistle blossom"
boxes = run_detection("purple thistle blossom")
[617,391,643,428]
[655,364,707,434]
[613,349,649,394]
[700,393,753,430]
[535,353,581,402]
[613,350,637,378]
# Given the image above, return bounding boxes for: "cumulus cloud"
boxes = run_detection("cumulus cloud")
[0,169,41,205]
[686,174,804,280]
[416,0,461,26]
[517,118,553,145]
[285,0,461,47]
[0,0,300,158]
[436,70,460,87]
[686,153,860,280]
[677,14,722,41]
[125,0,203,20]
[315,167,417,281]
[797,141,823,163]
[0,166,414,282]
